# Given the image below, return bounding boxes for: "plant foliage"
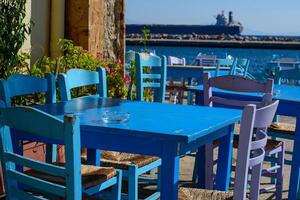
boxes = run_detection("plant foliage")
[0,0,32,79]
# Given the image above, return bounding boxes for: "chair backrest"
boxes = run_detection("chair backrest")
[58,68,107,101]
[0,74,56,107]
[0,106,82,199]
[233,100,279,200]
[203,72,273,109]
[274,67,300,84]
[230,58,250,77]
[215,58,234,77]
[135,53,167,102]
[168,56,186,66]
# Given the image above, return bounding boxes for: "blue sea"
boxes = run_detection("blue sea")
[126,45,300,80]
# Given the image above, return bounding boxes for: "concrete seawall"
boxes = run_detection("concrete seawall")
[126,39,300,50]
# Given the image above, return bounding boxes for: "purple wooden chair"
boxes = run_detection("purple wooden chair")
[179,100,279,200]
[201,73,284,199]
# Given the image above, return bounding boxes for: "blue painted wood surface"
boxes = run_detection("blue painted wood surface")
[17,97,241,199]
[190,83,300,200]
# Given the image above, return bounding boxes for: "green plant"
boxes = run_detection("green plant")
[32,39,127,99]
[140,26,151,52]
[0,0,32,79]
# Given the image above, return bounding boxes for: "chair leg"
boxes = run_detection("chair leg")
[112,170,122,200]
[128,165,138,200]
[205,142,214,189]
[249,162,263,200]
[157,165,161,191]
[270,136,277,184]
[275,144,284,200]
[192,155,198,182]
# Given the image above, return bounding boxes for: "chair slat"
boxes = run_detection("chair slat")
[66,69,100,89]
[7,169,66,196]
[143,83,161,88]
[138,53,162,67]
[1,106,64,140]
[4,152,65,177]
[210,96,265,108]
[248,149,265,167]
[208,75,273,93]
[142,74,161,79]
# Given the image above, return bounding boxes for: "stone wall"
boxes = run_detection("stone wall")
[65,0,125,62]
[102,0,125,61]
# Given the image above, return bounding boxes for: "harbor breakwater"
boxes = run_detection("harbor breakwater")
[126,34,300,49]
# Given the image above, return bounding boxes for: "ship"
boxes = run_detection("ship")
[126,11,243,35]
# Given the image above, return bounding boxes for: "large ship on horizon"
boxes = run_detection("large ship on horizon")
[126,11,243,35]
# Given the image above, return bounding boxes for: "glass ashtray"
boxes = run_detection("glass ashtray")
[101,111,130,123]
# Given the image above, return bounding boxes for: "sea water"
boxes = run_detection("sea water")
[126,45,300,80]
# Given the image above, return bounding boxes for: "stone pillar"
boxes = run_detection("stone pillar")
[65,0,125,62]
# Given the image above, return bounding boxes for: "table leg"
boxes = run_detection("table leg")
[288,118,300,200]
[196,145,206,188]
[87,149,101,166]
[215,125,234,191]
[161,142,179,200]
[195,91,204,106]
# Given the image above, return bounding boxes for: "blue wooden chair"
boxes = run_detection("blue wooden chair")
[58,68,162,200]
[230,58,251,78]
[135,52,167,103]
[268,67,300,165]
[0,106,122,200]
[214,58,234,77]
[180,101,279,200]
[0,74,57,163]
[201,73,284,199]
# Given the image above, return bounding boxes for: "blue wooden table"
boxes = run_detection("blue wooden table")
[14,96,241,199]
[189,84,300,200]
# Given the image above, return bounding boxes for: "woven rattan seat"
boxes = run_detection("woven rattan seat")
[100,151,159,170]
[179,187,233,200]
[269,122,295,135]
[26,163,116,189]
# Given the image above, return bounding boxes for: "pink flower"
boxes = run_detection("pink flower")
[105,66,111,73]
[96,51,102,58]
[117,59,122,65]
[124,74,131,84]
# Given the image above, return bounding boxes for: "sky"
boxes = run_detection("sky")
[126,0,300,36]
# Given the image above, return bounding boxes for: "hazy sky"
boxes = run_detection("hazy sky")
[126,0,300,36]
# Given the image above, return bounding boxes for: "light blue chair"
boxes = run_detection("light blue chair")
[230,58,252,79]
[0,74,57,163]
[214,58,235,77]
[0,105,122,199]
[135,52,167,103]
[58,68,161,200]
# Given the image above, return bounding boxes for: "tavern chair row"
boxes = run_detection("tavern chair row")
[0,52,167,200]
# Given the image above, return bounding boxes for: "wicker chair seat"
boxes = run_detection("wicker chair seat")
[269,122,295,135]
[100,151,159,170]
[179,187,233,200]
[26,163,116,189]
